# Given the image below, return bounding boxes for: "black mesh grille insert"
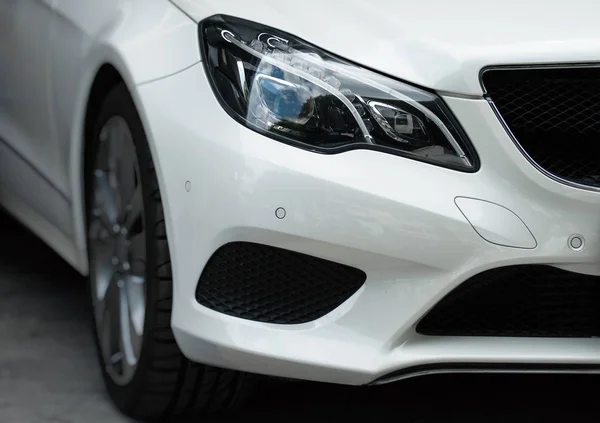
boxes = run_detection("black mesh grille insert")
[416,265,600,337]
[483,67,600,188]
[195,242,366,324]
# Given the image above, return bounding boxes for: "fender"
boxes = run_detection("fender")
[61,0,200,273]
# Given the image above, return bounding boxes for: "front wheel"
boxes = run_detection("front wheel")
[86,83,253,421]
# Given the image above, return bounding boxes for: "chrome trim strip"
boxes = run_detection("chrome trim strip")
[437,90,484,100]
[371,364,600,385]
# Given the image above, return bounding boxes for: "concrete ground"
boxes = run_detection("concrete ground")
[1,209,599,423]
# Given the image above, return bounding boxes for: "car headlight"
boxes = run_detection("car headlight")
[199,15,478,171]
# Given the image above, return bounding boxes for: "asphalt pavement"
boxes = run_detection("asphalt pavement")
[1,208,599,423]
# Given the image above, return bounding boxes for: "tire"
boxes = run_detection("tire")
[85,83,254,421]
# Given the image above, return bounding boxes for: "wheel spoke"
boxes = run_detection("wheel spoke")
[93,271,113,323]
[126,233,146,352]
[122,184,143,232]
[92,170,118,227]
[117,280,138,380]
[124,273,146,337]
[89,241,115,322]
[98,275,120,366]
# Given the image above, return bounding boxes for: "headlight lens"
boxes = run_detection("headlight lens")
[200,15,478,171]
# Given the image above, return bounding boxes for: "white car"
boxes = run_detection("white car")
[2,0,600,419]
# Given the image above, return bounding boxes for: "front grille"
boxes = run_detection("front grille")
[483,67,600,188]
[195,242,366,324]
[416,265,600,337]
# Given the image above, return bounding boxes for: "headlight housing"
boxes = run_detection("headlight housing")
[199,15,478,171]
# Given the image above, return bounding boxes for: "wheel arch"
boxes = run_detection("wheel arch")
[70,57,181,277]
[69,57,144,275]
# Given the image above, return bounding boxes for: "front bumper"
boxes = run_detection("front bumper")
[134,63,600,385]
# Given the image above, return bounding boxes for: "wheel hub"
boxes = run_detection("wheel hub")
[110,225,130,271]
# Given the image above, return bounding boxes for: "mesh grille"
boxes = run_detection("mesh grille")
[416,265,600,337]
[195,242,366,324]
[483,67,600,187]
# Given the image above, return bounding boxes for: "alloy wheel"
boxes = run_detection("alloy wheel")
[88,115,146,386]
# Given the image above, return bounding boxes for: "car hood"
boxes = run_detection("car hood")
[173,0,600,96]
